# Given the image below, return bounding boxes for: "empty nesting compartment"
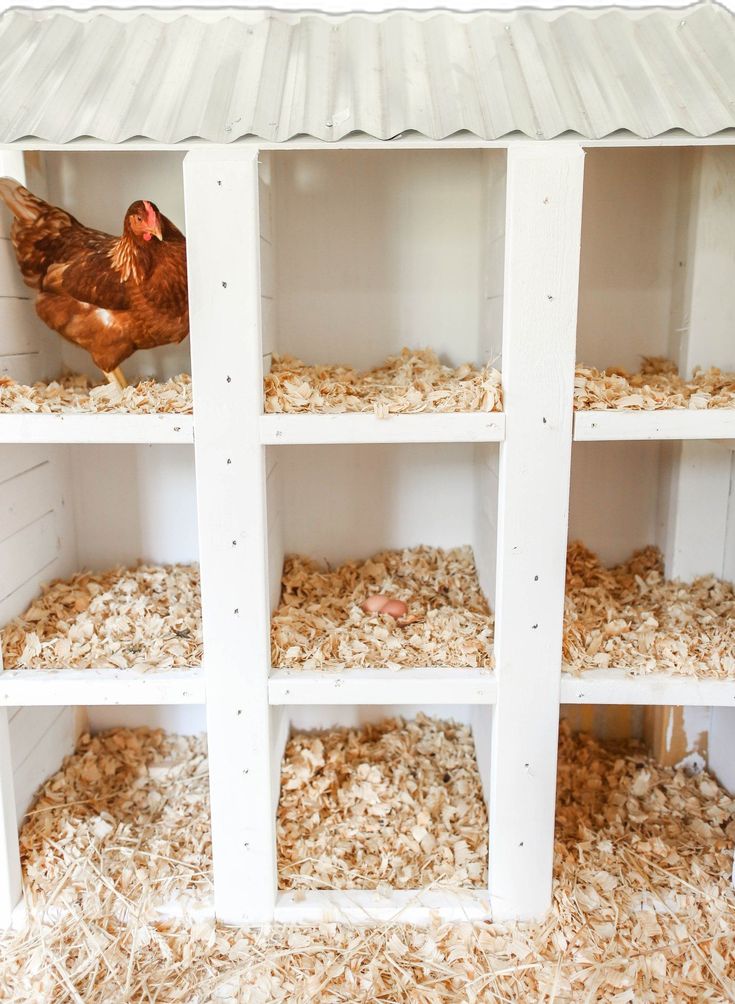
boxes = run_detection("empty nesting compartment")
[259,150,506,415]
[0,442,200,672]
[16,723,211,915]
[566,441,735,680]
[275,706,491,891]
[576,147,735,411]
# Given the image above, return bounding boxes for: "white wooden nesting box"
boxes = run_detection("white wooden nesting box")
[1,5,735,928]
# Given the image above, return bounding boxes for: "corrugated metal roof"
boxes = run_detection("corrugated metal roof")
[1,4,735,144]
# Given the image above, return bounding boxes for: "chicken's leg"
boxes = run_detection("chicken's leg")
[104,367,128,390]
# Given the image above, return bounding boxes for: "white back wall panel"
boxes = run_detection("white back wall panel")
[577,148,682,371]
[87,705,206,736]
[70,444,198,569]
[569,441,663,566]
[273,149,493,369]
[279,443,485,566]
[288,704,483,732]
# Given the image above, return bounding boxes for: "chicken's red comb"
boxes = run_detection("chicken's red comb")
[142,200,157,226]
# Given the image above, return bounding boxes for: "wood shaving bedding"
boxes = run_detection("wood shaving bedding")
[264,349,502,415]
[18,728,211,927]
[0,373,193,414]
[277,714,488,890]
[271,546,494,670]
[575,356,735,410]
[2,724,734,1002]
[1,564,202,670]
[564,542,735,678]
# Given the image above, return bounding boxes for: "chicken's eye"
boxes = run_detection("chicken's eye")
[134,215,142,223]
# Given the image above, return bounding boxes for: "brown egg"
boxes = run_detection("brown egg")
[381,598,408,619]
[362,593,390,614]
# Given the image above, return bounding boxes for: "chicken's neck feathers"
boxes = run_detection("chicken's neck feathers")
[108,234,154,284]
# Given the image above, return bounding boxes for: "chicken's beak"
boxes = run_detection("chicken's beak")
[151,220,163,241]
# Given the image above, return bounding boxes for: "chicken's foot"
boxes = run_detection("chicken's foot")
[104,367,128,390]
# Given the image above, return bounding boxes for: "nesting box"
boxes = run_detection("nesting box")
[1,5,735,928]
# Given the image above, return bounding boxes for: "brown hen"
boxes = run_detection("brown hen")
[0,178,188,387]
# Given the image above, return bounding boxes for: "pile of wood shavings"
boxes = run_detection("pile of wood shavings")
[278,714,488,890]
[0,373,193,414]
[564,542,735,678]
[18,728,211,929]
[264,348,502,415]
[272,546,494,670]
[1,564,202,670]
[2,724,734,1002]
[575,356,735,410]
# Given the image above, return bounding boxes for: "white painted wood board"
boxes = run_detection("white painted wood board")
[574,410,735,442]
[561,671,735,707]
[0,668,205,707]
[260,413,504,444]
[489,145,584,922]
[184,147,276,925]
[268,669,496,705]
[0,415,194,445]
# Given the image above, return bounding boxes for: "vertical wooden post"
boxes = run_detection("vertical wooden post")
[184,149,276,924]
[490,145,584,921]
[0,713,21,927]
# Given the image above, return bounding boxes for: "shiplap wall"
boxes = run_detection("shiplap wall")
[0,151,81,831]
[0,153,57,383]
[8,706,80,824]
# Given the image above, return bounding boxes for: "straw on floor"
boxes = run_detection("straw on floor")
[1,722,733,1002]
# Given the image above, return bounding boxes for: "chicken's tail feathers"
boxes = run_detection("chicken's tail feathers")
[0,177,48,222]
